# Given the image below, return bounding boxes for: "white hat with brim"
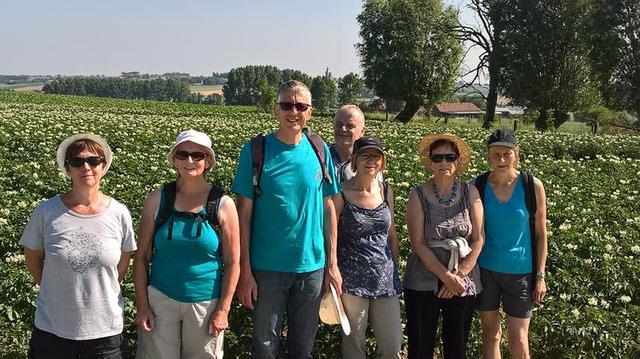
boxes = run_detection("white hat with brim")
[167,129,216,167]
[56,133,113,178]
[319,283,351,335]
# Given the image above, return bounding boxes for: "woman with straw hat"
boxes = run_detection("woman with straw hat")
[333,136,402,358]
[134,129,240,358]
[403,133,484,359]
[20,133,136,358]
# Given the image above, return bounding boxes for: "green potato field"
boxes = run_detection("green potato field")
[0,92,639,358]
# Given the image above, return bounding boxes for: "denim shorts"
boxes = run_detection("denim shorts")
[476,268,533,318]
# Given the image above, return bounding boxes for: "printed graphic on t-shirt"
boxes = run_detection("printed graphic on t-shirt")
[63,228,104,273]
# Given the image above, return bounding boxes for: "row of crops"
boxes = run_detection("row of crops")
[0,92,638,357]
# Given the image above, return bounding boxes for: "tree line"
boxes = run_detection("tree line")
[357,0,639,129]
[43,77,192,102]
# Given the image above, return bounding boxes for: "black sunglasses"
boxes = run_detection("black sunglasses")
[430,154,459,163]
[66,156,104,168]
[175,150,208,161]
[278,102,311,112]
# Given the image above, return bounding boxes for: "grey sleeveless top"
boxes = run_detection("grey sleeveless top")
[403,182,482,296]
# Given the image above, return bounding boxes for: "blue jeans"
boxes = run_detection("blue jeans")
[252,268,324,359]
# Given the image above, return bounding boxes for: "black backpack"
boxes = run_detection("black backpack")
[154,181,225,256]
[250,127,332,197]
[475,171,539,286]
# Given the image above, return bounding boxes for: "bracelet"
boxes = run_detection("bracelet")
[536,271,545,278]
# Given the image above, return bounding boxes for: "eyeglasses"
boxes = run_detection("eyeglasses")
[66,156,104,168]
[278,102,311,112]
[490,152,514,160]
[430,154,459,163]
[175,150,208,161]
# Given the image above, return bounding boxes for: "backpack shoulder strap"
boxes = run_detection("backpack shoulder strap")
[251,134,265,197]
[303,127,332,185]
[155,181,176,230]
[205,184,225,257]
[383,182,389,205]
[475,171,491,204]
[521,171,539,277]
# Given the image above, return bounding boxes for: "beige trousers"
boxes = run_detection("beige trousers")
[137,286,224,359]
[341,293,403,359]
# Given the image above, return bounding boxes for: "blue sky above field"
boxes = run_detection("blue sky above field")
[1,0,475,78]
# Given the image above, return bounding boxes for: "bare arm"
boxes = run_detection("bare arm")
[533,177,548,303]
[457,184,484,278]
[24,248,45,285]
[209,196,241,337]
[324,195,342,295]
[236,195,257,309]
[386,185,400,261]
[133,189,160,331]
[406,188,465,295]
[117,251,132,282]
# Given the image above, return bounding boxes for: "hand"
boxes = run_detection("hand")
[324,264,343,297]
[237,270,258,309]
[209,309,229,337]
[533,277,547,304]
[437,286,456,299]
[441,271,465,295]
[135,305,155,332]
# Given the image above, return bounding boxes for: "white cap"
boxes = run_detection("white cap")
[319,283,351,335]
[167,129,216,167]
[56,133,112,178]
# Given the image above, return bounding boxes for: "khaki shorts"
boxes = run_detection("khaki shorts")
[476,268,533,318]
[137,286,224,359]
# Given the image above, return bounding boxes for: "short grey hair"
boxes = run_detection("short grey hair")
[334,104,365,126]
[277,80,312,104]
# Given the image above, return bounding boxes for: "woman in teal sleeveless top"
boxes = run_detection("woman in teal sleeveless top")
[474,129,548,359]
[134,130,240,359]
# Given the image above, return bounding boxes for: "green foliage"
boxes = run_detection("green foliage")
[499,0,599,130]
[357,0,463,122]
[223,65,311,106]
[588,0,640,115]
[42,77,191,102]
[310,75,337,112]
[1,92,639,358]
[257,79,277,113]
[337,73,365,105]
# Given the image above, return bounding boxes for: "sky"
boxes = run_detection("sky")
[1,0,477,78]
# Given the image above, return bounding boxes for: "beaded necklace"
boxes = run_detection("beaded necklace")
[432,181,458,206]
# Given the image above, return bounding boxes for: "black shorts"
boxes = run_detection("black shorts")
[28,327,123,359]
[476,268,533,318]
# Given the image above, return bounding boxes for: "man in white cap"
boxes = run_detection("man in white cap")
[232,80,341,358]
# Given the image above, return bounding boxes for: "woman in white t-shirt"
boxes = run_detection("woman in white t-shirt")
[20,134,136,359]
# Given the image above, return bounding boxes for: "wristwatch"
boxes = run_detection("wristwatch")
[536,271,545,279]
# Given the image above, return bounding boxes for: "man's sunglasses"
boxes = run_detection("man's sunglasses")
[66,156,104,167]
[175,150,208,161]
[430,154,459,163]
[278,102,311,112]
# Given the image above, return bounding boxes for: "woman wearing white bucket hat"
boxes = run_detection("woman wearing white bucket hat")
[134,129,240,359]
[20,133,136,358]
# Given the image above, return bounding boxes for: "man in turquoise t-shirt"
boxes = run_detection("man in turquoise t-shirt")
[233,80,341,358]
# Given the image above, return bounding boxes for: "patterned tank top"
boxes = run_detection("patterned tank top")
[337,183,401,299]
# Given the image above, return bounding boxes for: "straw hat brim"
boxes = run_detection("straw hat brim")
[418,133,471,176]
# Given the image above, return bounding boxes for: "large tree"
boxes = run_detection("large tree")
[588,0,640,116]
[357,0,463,122]
[223,66,311,106]
[337,72,365,105]
[310,72,337,112]
[499,0,598,130]
[453,0,509,128]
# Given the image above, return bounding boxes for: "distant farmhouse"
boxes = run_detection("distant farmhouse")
[495,106,525,118]
[433,102,483,119]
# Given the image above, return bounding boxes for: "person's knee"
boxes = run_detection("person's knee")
[507,331,529,354]
[481,319,502,343]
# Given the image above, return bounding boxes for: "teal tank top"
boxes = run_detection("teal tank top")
[149,188,222,302]
[478,176,533,274]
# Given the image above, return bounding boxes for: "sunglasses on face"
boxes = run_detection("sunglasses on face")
[174,150,208,161]
[66,156,104,168]
[430,154,459,163]
[278,102,311,112]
